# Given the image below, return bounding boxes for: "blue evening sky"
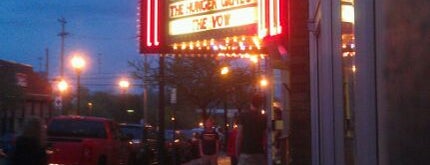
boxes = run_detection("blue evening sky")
[0,0,146,92]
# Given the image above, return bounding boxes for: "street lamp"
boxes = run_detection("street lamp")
[220,66,229,75]
[56,79,69,114]
[118,78,130,121]
[71,55,86,115]
[259,77,269,88]
[220,66,230,151]
[88,102,93,116]
[118,79,130,94]
[57,79,69,93]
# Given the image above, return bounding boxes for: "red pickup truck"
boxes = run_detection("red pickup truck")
[46,116,130,165]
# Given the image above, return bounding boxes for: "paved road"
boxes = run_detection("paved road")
[0,159,6,165]
[183,155,231,165]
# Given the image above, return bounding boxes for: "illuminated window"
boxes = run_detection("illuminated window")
[341,0,356,164]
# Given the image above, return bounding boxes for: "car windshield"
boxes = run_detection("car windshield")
[120,126,143,140]
[47,119,107,139]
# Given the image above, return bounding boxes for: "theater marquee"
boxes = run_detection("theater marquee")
[169,0,258,35]
[139,0,287,54]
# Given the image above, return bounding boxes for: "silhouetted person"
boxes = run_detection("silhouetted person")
[8,117,47,165]
[199,118,219,165]
[227,124,238,165]
[190,132,201,159]
[236,94,267,165]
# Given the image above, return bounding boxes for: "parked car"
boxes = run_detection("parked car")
[0,133,15,156]
[46,116,131,165]
[119,123,157,165]
[165,130,193,165]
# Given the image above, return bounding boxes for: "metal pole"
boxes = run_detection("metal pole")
[224,99,229,151]
[158,55,166,165]
[143,55,148,124]
[45,48,49,79]
[265,57,273,165]
[77,72,81,115]
[172,106,176,165]
[58,17,68,77]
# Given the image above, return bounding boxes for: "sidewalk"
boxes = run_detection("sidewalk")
[0,159,6,165]
[182,155,231,165]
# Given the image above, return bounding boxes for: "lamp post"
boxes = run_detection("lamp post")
[57,79,68,93]
[220,66,229,151]
[118,79,130,121]
[57,79,68,115]
[118,79,130,94]
[71,55,85,115]
[260,77,268,88]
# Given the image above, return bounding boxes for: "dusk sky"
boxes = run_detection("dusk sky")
[0,0,146,92]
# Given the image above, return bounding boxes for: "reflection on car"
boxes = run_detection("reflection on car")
[119,123,157,165]
[165,130,193,165]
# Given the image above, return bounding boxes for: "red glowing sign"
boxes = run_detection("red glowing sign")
[139,0,167,53]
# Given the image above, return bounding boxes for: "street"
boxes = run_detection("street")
[183,155,231,165]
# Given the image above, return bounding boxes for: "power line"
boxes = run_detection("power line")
[68,34,137,41]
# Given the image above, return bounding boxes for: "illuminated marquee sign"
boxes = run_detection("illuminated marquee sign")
[169,0,258,35]
[170,7,258,35]
[139,0,286,54]
[169,0,257,18]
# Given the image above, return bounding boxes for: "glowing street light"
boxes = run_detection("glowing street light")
[57,79,68,93]
[260,77,268,87]
[220,65,230,148]
[56,79,68,115]
[220,66,229,75]
[71,54,86,115]
[71,55,86,73]
[118,79,130,94]
[88,102,93,116]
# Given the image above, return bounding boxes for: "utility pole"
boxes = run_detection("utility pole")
[58,17,68,77]
[38,57,43,72]
[45,48,49,79]
[97,53,102,74]
[265,57,274,165]
[143,55,148,124]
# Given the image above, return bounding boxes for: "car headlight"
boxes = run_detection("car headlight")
[132,139,142,144]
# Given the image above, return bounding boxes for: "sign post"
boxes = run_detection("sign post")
[54,96,63,114]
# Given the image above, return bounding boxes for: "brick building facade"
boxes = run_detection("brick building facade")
[0,60,53,136]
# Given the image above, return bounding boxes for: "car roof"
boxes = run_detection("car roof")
[51,115,113,122]
[119,123,143,127]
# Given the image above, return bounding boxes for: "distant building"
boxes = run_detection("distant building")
[0,59,53,136]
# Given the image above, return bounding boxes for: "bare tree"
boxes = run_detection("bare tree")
[129,56,256,120]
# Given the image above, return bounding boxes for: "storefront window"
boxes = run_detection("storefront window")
[341,0,355,164]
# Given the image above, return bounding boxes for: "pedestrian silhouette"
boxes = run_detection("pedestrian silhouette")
[8,117,47,165]
[227,122,238,165]
[236,94,267,165]
[199,118,219,165]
